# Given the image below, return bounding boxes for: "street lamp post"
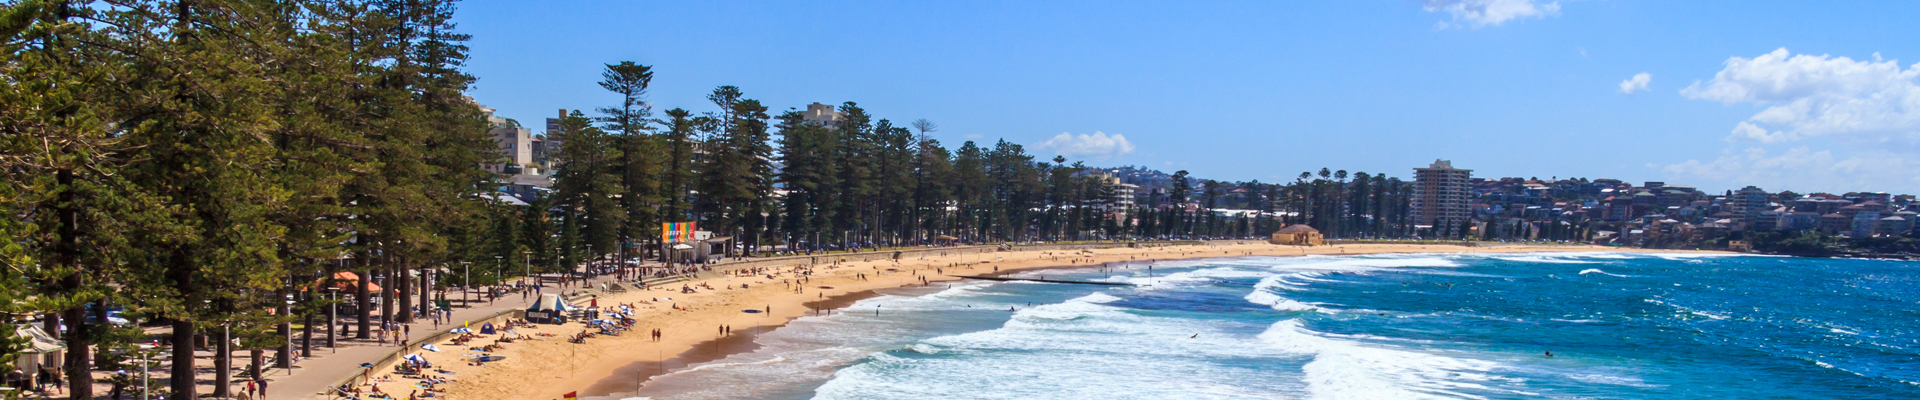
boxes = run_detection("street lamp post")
[460,261,471,307]
[493,255,503,303]
[326,287,339,350]
[136,343,157,400]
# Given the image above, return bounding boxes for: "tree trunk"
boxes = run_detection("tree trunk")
[55,167,96,399]
[249,348,264,383]
[419,265,432,322]
[301,302,313,358]
[214,324,230,398]
[397,257,413,323]
[170,319,197,398]
[277,286,292,368]
[380,263,394,325]
[167,244,199,398]
[356,253,371,339]
[62,306,91,399]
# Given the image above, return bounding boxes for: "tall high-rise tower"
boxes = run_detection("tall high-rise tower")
[1411,159,1473,230]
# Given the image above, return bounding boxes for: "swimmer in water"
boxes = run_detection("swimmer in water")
[1544,350,1555,358]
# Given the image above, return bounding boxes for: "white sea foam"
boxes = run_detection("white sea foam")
[1578,268,1633,278]
[1258,319,1520,400]
[1259,254,1464,272]
[1246,288,1319,311]
[1494,255,1600,264]
[812,292,1307,399]
[1644,298,1730,321]
[673,355,789,374]
[1649,253,1750,260]
[1107,266,1270,288]
[1563,372,1661,388]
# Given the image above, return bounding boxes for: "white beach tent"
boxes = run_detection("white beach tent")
[526,294,573,323]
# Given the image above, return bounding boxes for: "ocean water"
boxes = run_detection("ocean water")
[621,252,1920,399]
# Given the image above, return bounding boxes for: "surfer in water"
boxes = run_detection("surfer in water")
[1544,350,1555,358]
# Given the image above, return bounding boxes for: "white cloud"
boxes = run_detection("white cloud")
[1662,147,1920,193]
[1667,48,1920,193]
[1035,131,1135,160]
[1618,72,1651,95]
[1423,0,1561,28]
[1680,48,1920,145]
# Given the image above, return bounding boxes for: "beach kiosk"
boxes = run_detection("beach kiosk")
[526,294,573,324]
[1269,224,1326,246]
[12,324,64,389]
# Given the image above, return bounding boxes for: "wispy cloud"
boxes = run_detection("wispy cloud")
[1618,72,1651,95]
[1035,131,1135,161]
[1663,147,1920,193]
[1424,0,1561,28]
[1680,48,1920,145]
[1665,48,1920,193]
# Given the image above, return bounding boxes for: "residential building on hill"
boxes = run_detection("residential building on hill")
[1731,186,1768,231]
[1411,159,1472,231]
[480,104,531,175]
[803,102,841,125]
[537,109,570,173]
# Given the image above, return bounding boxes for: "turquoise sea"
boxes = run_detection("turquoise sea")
[622,252,1920,399]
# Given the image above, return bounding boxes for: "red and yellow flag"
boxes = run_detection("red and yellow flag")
[563,391,578,400]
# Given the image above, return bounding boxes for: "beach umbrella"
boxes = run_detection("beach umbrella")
[420,344,442,352]
[403,354,425,362]
[450,328,473,334]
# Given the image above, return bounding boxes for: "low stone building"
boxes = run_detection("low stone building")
[1270,224,1326,246]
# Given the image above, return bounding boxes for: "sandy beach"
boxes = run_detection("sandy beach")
[366,242,1712,400]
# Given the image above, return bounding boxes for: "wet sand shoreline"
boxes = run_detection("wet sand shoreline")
[580,289,888,398]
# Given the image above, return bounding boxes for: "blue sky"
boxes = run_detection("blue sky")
[458,0,1920,194]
